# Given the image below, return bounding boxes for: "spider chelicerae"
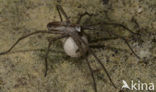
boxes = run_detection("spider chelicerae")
[0,3,141,92]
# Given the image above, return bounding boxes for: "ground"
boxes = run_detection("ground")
[0,0,156,92]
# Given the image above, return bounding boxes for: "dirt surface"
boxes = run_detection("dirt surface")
[0,0,156,92]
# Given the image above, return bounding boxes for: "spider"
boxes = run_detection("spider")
[0,3,141,92]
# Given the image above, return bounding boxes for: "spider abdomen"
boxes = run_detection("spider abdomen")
[63,35,88,57]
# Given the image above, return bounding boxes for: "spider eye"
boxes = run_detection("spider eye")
[75,26,81,32]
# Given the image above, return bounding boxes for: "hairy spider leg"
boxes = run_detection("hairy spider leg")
[44,34,68,77]
[0,31,62,56]
[85,57,97,92]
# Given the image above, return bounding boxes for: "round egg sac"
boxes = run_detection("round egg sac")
[63,35,88,57]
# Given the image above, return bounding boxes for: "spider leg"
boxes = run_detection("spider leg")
[44,39,53,77]
[84,25,140,59]
[76,12,95,24]
[1,48,64,55]
[44,34,68,77]
[89,37,118,43]
[102,22,138,35]
[70,34,86,56]
[85,57,97,92]
[78,37,117,89]
[56,5,70,23]
[82,22,138,35]
[88,48,117,89]
[70,35,97,91]
[56,5,63,22]
[123,39,140,59]
[108,31,140,59]
[0,30,62,55]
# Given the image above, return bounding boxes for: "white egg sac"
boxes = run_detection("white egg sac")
[63,35,88,57]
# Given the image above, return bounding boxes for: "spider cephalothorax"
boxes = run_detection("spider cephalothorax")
[47,21,81,32]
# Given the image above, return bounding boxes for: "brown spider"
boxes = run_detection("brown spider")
[0,4,140,92]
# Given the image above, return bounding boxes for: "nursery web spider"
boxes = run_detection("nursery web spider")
[0,4,140,92]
